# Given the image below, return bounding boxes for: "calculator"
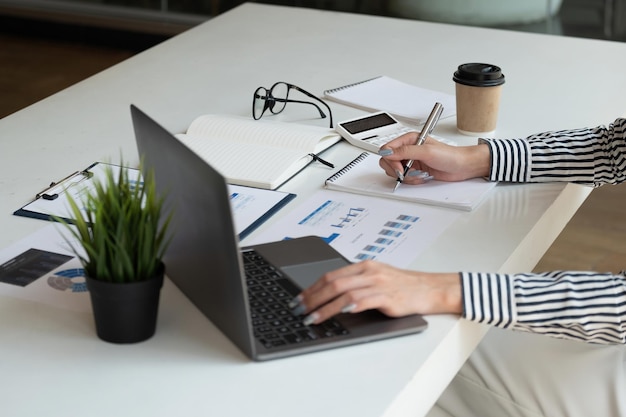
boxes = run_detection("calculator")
[335,111,417,153]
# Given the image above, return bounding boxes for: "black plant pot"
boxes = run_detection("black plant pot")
[85,263,165,344]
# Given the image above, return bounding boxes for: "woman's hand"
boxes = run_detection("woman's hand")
[378,132,491,184]
[290,260,463,325]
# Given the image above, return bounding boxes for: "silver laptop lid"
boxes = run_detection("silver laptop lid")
[131,105,255,358]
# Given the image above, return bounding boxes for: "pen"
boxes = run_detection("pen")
[393,102,444,192]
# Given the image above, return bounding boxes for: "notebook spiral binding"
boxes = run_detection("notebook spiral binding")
[325,152,369,183]
[323,76,381,95]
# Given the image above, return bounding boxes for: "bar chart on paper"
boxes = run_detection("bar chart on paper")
[329,207,365,229]
[248,190,461,267]
[297,200,366,242]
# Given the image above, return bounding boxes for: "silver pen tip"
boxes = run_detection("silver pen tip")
[392,181,401,192]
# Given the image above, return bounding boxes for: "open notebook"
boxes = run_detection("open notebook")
[325,152,497,211]
[175,115,340,190]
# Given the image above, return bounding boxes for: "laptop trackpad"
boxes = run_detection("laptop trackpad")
[281,259,350,290]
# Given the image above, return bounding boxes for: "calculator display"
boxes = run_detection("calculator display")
[339,112,396,134]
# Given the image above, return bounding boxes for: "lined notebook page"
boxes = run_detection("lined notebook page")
[325,152,496,211]
[174,115,340,189]
[186,115,337,150]
[177,137,307,189]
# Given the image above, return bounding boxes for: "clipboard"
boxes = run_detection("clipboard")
[13,161,110,224]
[14,162,295,240]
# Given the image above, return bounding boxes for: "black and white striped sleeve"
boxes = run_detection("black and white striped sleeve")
[458,119,626,344]
[481,118,626,186]
[460,271,626,344]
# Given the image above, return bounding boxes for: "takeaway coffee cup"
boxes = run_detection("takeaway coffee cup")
[453,63,505,136]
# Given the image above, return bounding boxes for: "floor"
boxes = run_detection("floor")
[0,1,624,274]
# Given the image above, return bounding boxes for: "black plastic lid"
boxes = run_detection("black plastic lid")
[453,63,505,87]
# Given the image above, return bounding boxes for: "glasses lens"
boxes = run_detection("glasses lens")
[269,82,289,115]
[253,87,269,120]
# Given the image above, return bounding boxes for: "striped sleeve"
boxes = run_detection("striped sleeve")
[460,271,626,344]
[481,118,626,186]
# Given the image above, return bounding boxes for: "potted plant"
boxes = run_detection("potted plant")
[56,162,171,344]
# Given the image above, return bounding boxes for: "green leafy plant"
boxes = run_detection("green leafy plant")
[56,163,171,283]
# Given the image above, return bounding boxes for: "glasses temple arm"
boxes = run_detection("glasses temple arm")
[291,86,334,127]
[273,98,327,119]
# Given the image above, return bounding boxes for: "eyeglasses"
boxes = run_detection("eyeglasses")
[252,82,334,128]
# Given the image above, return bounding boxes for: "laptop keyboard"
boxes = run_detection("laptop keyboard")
[242,249,349,349]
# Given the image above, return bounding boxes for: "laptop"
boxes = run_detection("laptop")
[130,105,428,361]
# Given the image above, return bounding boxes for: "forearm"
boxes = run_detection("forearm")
[460,270,626,344]
[481,118,626,186]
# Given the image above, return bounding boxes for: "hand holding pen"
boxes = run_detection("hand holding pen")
[392,102,444,192]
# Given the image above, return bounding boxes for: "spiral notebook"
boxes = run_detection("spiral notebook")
[324,152,496,211]
[323,76,456,125]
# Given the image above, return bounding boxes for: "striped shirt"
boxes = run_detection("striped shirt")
[461,118,626,344]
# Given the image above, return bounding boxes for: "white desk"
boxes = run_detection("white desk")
[1,4,626,417]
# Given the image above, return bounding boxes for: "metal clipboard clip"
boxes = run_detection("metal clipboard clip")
[35,169,94,201]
